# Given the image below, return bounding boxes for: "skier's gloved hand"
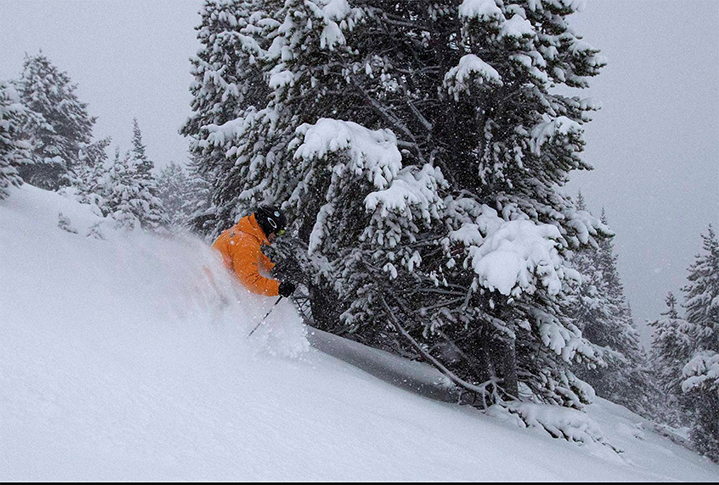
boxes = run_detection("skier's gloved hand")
[278,280,296,297]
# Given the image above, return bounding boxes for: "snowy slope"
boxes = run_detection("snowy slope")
[1,185,718,482]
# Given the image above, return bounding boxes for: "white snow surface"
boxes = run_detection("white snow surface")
[2,184,719,481]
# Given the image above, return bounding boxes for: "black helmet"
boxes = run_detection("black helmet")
[254,205,287,237]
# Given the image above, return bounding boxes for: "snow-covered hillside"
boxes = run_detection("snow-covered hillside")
[1,185,718,481]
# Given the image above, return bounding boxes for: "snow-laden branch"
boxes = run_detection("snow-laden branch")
[682,351,719,393]
[292,118,402,191]
[443,54,503,101]
[449,205,579,298]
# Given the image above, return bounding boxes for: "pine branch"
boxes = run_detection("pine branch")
[347,74,427,163]
[379,293,505,407]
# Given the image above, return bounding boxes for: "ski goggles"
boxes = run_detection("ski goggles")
[267,217,286,236]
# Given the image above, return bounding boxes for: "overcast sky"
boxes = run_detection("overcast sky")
[1,0,717,345]
[564,0,719,344]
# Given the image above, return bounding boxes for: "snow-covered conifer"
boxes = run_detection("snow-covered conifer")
[0,81,32,199]
[102,146,167,232]
[185,0,610,408]
[648,292,695,426]
[569,206,657,417]
[182,155,215,238]
[157,161,193,229]
[181,0,271,230]
[15,53,96,190]
[68,137,112,216]
[182,0,268,136]
[131,118,154,180]
[109,119,167,231]
[682,226,719,351]
[679,226,719,461]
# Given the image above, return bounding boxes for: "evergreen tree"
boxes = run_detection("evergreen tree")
[15,53,96,190]
[679,226,719,461]
[648,292,695,426]
[102,146,167,231]
[682,226,719,350]
[182,154,215,237]
[569,206,656,416]
[182,0,268,135]
[185,0,610,408]
[70,137,112,216]
[0,81,32,199]
[131,118,154,179]
[157,161,193,228]
[180,0,271,231]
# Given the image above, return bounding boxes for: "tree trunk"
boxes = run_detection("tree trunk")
[489,336,519,399]
[308,279,343,333]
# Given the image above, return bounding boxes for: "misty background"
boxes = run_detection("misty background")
[1,0,717,347]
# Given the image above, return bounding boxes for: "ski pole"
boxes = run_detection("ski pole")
[248,296,283,337]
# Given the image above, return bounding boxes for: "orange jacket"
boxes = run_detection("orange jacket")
[212,214,280,296]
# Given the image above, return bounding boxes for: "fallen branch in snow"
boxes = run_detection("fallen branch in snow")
[57,212,79,234]
[379,293,624,451]
[379,293,505,408]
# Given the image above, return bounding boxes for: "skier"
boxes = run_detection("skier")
[212,205,296,298]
